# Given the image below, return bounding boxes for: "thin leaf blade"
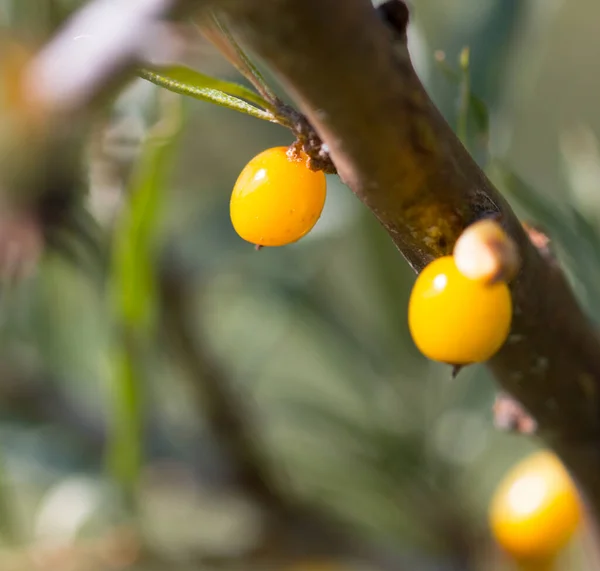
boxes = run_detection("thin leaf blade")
[139,67,276,123]
[106,97,182,509]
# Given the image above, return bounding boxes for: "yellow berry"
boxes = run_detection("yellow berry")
[230,146,326,247]
[408,255,512,364]
[489,451,582,564]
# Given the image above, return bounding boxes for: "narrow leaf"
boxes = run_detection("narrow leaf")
[205,13,279,104]
[153,65,272,111]
[138,67,276,123]
[106,96,182,509]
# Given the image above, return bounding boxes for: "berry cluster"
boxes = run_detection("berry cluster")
[230,151,580,569]
[230,152,512,364]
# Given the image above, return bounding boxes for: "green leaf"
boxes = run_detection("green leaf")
[111,125,174,329]
[106,339,144,509]
[106,97,182,509]
[207,13,279,104]
[156,65,272,111]
[138,67,276,123]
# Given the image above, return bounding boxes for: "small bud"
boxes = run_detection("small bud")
[453,219,519,284]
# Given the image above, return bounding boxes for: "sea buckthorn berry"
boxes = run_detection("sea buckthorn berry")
[230,146,326,247]
[489,451,582,564]
[408,255,512,364]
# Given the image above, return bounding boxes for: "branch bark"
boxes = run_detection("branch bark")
[209,0,600,514]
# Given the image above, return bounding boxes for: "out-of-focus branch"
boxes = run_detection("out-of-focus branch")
[206,0,600,515]
[5,0,198,196]
[159,263,471,571]
[0,0,204,281]
[23,0,199,115]
[158,265,363,566]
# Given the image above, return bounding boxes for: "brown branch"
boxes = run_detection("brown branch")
[209,0,600,515]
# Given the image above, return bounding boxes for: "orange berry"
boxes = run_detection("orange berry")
[408,255,512,364]
[230,146,326,247]
[489,451,582,564]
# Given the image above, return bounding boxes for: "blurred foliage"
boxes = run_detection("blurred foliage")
[0,0,597,570]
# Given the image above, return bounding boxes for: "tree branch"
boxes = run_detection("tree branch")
[209,0,600,514]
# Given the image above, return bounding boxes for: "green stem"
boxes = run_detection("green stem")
[106,334,144,512]
[106,93,182,513]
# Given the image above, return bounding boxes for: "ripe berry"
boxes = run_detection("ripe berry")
[230,146,327,247]
[489,451,582,564]
[408,255,512,364]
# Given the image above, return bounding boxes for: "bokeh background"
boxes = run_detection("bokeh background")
[0,0,598,569]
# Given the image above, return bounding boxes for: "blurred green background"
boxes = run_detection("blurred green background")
[0,0,598,569]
